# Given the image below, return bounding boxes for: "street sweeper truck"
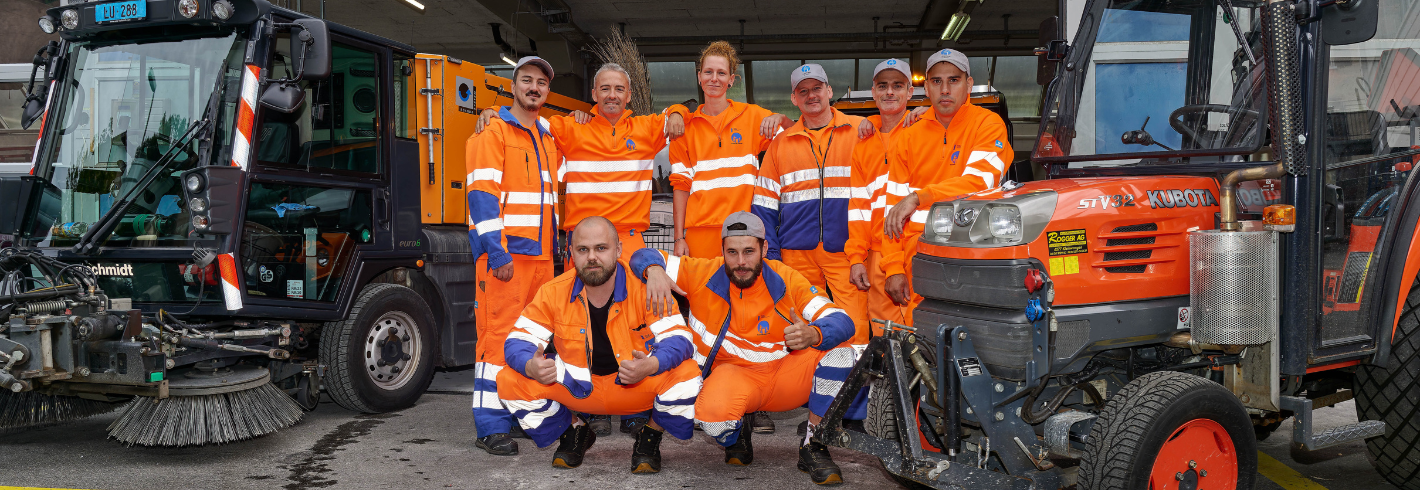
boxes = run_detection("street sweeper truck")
[0,0,588,446]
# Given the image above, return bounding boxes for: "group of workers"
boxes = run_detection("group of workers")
[462,40,1014,485]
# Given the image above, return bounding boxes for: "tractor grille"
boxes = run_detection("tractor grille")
[1102,223,1158,273]
[1055,320,1092,360]
[1336,252,1372,303]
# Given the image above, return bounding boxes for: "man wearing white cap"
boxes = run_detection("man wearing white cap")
[465,55,564,456]
[880,49,1014,318]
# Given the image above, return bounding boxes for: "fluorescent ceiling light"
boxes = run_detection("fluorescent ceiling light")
[501,53,516,66]
[941,13,970,41]
[402,0,425,11]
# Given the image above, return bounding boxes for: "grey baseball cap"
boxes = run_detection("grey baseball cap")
[872,58,912,81]
[789,63,829,91]
[722,211,766,239]
[513,56,555,79]
[925,49,970,77]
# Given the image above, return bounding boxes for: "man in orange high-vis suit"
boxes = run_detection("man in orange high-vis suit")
[881,49,1014,315]
[630,212,859,485]
[498,217,700,474]
[466,56,563,456]
[846,59,915,332]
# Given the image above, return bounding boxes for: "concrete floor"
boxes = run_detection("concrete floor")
[0,369,1397,490]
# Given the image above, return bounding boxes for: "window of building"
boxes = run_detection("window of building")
[804,59,855,93]
[750,60,802,119]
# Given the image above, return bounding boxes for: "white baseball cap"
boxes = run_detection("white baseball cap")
[872,58,912,81]
[513,56,554,79]
[925,49,970,77]
[789,63,829,91]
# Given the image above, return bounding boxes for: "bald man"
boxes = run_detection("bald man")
[498,217,702,473]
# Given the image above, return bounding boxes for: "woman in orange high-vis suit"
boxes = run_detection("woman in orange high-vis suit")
[670,41,790,258]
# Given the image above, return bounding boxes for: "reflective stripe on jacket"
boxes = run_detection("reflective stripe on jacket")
[466,107,561,269]
[669,100,777,229]
[752,108,864,260]
[552,105,688,232]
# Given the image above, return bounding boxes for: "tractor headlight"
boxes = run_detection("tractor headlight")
[188,197,208,213]
[212,0,235,19]
[61,9,79,29]
[39,16,56,34]
[177,0,200,18]
[185,174,205,192]
[984,205,1022,242]
[920,202,957,245]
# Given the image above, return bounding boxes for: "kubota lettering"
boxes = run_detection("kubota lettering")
[1147,189,1218,209]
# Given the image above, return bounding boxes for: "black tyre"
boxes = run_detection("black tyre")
[1355,274,1420,490]
[320,283,438,413]
[864,376,902,442]
[1079,371,1257,490]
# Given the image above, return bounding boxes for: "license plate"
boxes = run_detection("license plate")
[95,0,146,23]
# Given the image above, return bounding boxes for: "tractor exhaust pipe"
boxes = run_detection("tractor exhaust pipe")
[1219,0,1304,232]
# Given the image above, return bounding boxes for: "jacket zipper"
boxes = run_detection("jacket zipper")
[804,127,839,246]
[580,294,595,378]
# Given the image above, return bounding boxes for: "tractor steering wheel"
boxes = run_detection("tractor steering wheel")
[1168,104,1260,149]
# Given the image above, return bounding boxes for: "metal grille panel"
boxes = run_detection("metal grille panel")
[1336,252,1372,303]
[1189,230,1278,345]
[1055,320,1091,360]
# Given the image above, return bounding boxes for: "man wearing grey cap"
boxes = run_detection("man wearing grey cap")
[628,211,859,485]
[465,55,564,456]
[880,49,1014,318]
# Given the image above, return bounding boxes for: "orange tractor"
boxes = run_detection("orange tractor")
[819,0,1420,489]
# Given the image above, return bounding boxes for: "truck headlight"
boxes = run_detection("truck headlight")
[39,16,56,34]
[178,0,199,18]
[61,9,79,29]
[984,205,1022,242]
[931,206,954,235]
[212,0,235,19]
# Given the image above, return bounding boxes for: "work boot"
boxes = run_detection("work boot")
[801,419,864,435]
[752,411,776,434]
[552,422,597,468]
[798,439,844,485]
[474,433,519,456]
[724,416,754,466]
[587,414,613,436]
[630,425,664,474]
[509,424,529,439]
[621,414,649,434]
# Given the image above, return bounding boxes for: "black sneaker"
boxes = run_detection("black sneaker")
[552,422,597,468]
[724,416,754,466]
[621,415,649,434]
[510,424,529,439]
[630,425,664,474]
[474,433,519,456]
[752,411,776,434]
[798,439,844,485]
[797,420,808,436]
[587,414,613,436]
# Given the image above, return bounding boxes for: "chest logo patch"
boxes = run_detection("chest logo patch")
[995,140,1003,149]
[731,131,743,144]
[757,320,771,335]
[626,138,636,150]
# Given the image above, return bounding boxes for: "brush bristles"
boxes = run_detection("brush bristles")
[0,391,120,430]
[587,29,653,115]
[107,381,304,446]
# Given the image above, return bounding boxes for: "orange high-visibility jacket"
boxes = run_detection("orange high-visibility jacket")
[503,261,696,398]
[669,100,778,229]
[629,249,855,369]
[466,108,562,269]
[845,114,905,266]
[751,108,864,260]
[551,105,687,233]
[882,102,1014,278]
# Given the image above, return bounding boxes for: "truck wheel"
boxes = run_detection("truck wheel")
[320,283,438,413]
[864,376,902,442]
[1079,371,1257,490]
[1355,274,1420,490]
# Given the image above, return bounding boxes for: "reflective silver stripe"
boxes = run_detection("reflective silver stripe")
[782,186,852,204]
[690,174,756,193]
[780,168,820,187]
[672,162,692,178]
[516,316,553,340]
[504,214,542,227]
[753,194,779,210]
[665,253,682,282]
[886,181,913,196]
[506,331,547,350]
[565,180,652,194]
[802,296,831,320]
[694,154,758,173]
[962,167,996,187]
[505,192,556,204]
[756,176,782,193]
[968,151,1006,172]
[474,218,504,235]
[817,307,847,321]
[468,168,503,185]
[648,315,686,335]
[910,210,929,224]
[563,159,654,173]
[848,209,871,222]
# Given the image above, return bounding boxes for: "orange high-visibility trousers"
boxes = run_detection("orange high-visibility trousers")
[865,250,911,333]
[781,245,868,347]
[683,226,723,258]
[497,361,702,448]
[472,255,555,437]
[695,345,858,446]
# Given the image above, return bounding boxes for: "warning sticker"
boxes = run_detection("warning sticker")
[1046,229,1088,256]
[957,357,984,377]
[1048,256,1080,276]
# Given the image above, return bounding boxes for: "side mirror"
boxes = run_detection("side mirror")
[291,19,331,81]
[1035,16,1064,86]
[260,82,305,113]
[1323,0,1378,45]
[20,95,45,130]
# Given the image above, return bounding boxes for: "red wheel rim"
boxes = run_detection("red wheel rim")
[1149,418,1238,490]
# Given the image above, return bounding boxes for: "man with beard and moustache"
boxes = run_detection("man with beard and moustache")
[881,49,1013,317]
[628,212,859,485]
[498,217,701,473]
[466,56,565,456]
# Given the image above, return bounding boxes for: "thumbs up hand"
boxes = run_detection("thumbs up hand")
[783,311,820,351]
[617,350,659,385]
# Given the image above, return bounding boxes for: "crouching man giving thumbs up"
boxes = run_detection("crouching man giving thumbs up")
[498,217,702,473]
[630,211,859,485]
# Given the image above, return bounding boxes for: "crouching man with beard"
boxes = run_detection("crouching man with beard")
[498,217,702,473]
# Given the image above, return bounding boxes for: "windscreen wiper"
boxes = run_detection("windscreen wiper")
[70,60,230,255]
[1216,0,1258,64]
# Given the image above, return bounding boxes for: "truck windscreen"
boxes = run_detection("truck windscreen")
[28,32,246,248]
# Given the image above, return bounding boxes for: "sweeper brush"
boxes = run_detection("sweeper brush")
[0,391,120,431]
[107,365,304,446]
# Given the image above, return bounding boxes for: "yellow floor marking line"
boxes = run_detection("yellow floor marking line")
[1257,451,1331,490]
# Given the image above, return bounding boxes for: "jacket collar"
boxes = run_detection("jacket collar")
[569,262,629,304]
[689,98,747,125]
[498,106,553,138]
[706,260,786,304]
[590,105,634,128]
[782,107,853,139]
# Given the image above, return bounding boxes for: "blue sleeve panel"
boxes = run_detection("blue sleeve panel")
[504,337,539,379]
[752,203,782,261]
[468,190,512,270]
[629,248,667,282]
[811,310,855,351]
[650,336,694,376]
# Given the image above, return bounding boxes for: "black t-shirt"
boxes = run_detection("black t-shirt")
[588,297,618,376]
